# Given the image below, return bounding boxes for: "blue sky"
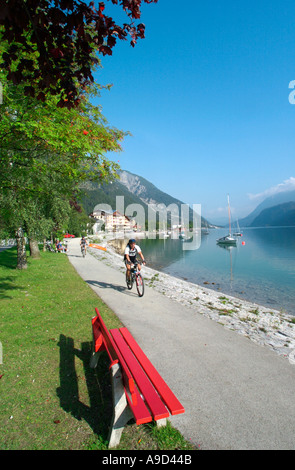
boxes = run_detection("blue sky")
[92,0,295,223]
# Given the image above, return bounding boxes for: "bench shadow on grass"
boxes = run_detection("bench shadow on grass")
[56,334,113,444]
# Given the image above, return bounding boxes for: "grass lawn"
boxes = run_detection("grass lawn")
[0,247,195,451]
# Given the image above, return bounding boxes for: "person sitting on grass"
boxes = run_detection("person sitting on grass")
[56,240,63,253]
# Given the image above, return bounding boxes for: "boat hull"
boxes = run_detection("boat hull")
[216,235,237,245]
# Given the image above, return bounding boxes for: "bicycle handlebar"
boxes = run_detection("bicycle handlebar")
[130,260,146,270]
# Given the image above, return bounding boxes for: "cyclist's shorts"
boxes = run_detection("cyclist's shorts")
[125,256,137,265]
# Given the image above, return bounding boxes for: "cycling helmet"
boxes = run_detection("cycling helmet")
[128,239,136,244]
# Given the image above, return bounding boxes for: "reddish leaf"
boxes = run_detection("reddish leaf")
[0,0,158,107]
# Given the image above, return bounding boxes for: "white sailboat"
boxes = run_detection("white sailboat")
[216,195,237,246]
[233,219,242,237]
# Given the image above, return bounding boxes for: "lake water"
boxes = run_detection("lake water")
[138,227,295,316]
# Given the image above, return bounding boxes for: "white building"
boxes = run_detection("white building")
[91,210,136,233]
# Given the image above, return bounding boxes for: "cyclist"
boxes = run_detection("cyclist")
[124,239,146,281]
[80,236,88,255]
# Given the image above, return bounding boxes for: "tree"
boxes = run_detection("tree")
[66,203,95,237]
[0,0,158,108]
[0,74,125,267]
[0,0,158,266]
[0,72,125,188]
[0,145,73,266]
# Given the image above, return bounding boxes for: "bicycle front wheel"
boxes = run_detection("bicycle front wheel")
[135,273,144,297]
[126,271,133,290]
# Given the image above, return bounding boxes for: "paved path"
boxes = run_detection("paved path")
[67,238,295,450]
[0,245,14,252]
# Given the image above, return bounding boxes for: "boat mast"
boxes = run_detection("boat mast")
[227,194,231,235]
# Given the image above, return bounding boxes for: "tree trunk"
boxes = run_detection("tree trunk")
[15,228,27,270]
[29,238,41,258]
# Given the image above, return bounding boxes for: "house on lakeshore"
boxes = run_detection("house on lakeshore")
[91,209,136,234]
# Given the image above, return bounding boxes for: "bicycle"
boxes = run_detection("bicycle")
[81,245,86,257]
[126,261,145,297]
[45,241,55,253]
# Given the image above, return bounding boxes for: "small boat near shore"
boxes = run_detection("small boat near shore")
[217,234,237,245]
[217,195,237,246]
[233,219,243,237]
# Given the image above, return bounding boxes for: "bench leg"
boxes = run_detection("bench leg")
[108,362,133,449]
[89,351,100,369]
[156,418,167,428]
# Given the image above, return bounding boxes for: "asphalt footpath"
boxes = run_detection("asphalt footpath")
[67,238,295,450]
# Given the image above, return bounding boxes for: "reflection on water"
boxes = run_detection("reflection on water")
[139,227,295,315]
[139,238,187,270]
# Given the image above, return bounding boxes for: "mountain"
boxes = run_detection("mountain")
[119,170,183,207]
[79,170,212,228]
[80,177,145,216]
[239,190,295,227]
[250,202,295,227]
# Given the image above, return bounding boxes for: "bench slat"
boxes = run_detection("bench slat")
[92,320,106,354]
[93,312,134,400]
[93,309,152,425]
[110,328,170,421]
[93,309,119,363]
[119,327,185,416]
[125,388,153,425]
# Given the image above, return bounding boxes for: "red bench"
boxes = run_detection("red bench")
[90,307,185,448]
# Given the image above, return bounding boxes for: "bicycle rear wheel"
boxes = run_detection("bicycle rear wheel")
[135,273,144,297]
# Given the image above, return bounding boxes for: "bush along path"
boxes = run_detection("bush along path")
[0,247,196,451]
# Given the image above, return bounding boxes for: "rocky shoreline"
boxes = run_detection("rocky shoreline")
[88,238,295,365]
